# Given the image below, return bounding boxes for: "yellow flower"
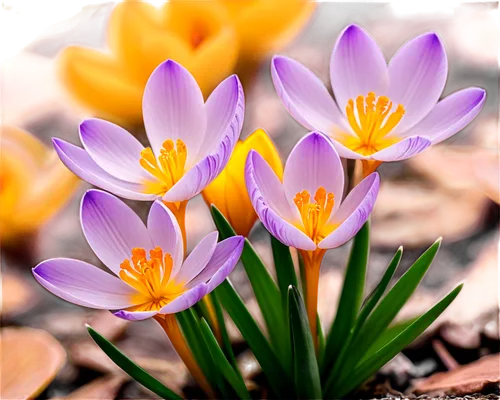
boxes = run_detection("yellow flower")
[202,129,283,236]
[0,126,80,244]
[58,0,238,126]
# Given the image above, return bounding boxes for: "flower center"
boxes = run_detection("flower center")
[140,139,187,195]
[341,92,405,156]
[293,187,335,244]
[120,247,185,311]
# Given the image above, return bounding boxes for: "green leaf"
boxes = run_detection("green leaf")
[333,284,463,398]
[200,319,251,399]
[288,286,322,400]
[330,239,441,391]
[323,222,370,374]
[215,280,293,398]
[87,325,182,400]
[210,291,238,370]
[271,235,298,306]
[211,206,290,367]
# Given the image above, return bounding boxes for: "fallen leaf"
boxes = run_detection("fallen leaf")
[50,375,128,400]
[0,272,38,318]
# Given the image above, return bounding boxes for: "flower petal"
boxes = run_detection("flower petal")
[196,74,244,163]
[32,258,136,309]
[370,136,431,161]
[246,150,316,251]
[159,283,208,314]
[271,55,344,133]
[79,118,149,183]
[330,24,389,114]
[113,310,158,321]
[388,33,448,132]
[81,189,153,275]
[147,200,184,274]
[284,132,344,214]
[172,232,219,285]
[404,87,486,144]
[53,138,157,201]
[142,60,207,166]
[187,236,244,291]
[319,173,379,249]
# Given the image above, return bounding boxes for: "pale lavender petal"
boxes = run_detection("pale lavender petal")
[147,200,184,274]
[187,236,244,290]
[284,132,344,214]
[246,151,316,251]
[330,25,389,115]
[159,284,208,314]
[80,118,149,182]
[33,259,136,309]
[370,136,431,161]
[388,33,448,132]
[114,310,158,321]
[53,138,157,201]
[330,138,368,160]
[403,87,486,144]
[196,75,244,164]
[271,55,345,134]
[319,173,379,249]
[172,232,218,285]
[81,190,154,275]
[143,60,207,166]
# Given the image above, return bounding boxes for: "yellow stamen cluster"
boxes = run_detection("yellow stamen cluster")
[120,247,185,311]
[342,92,405,156]
[140,139,187,195]
[294,187,335,244]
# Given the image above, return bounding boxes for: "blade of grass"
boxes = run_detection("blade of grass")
[288,286,322,400]
[87,325,182,400]
[200,319,251,399]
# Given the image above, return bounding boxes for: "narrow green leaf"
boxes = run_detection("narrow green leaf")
[200,319,251,399]
[333,284,463,398]
[332,239,441,390]
[87,325,182,400]
[210,291,238,370]
[271,235,298,305]
[317,314,326,371]
[289,286,322,400]
[211,206,290,367]
[215,280,293,398]
[323,222,370,374]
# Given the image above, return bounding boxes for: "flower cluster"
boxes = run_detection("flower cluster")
[33,24,484,399]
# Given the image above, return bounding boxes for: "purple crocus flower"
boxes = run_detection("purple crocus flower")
[32,189,244,321]
[53,59,244,203]
[272,25,486,175]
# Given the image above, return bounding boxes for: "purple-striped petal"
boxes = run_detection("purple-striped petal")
[53,138,157,201]
[272,55,345,134]
[284,132,344,214]
[172,232,218,285]
[370,136,431,161]
[404,87,486,144]
[196,75,244,164]
[81,190,153,275]
[388,33,448,132]
[114,310,158,321]
[319,173,379,249]
[330,25,389,115]
[143,60,207,166]
[147,200,184,274]
[33,259,136,309]
[187,236,244,291]
[246,150,316,251]
[80,118,149,183]
[159,283,208,314]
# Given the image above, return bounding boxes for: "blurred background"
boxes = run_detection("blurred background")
[1,1,498,398]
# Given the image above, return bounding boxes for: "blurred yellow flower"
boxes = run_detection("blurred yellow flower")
[202,129,283,236]
[0,126,79,244]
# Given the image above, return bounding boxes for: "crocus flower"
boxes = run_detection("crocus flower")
[33,189,244,394]
[54,59,244,244]
[59,0,239,125]
[245,131,379,344]
[272,25,486,178]
[0,126,79,245]
[202,129,283,236]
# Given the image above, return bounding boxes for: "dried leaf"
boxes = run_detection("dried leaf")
[0,327,66,399]
[0,273,38,318]
[50,375,128,400]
